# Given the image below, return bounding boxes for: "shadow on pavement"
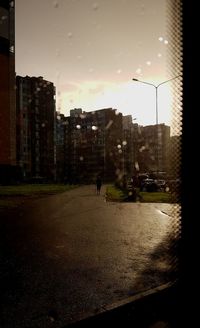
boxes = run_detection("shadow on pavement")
[65,234,181,327]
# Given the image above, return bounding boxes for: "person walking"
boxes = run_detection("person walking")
[96,175,102,195]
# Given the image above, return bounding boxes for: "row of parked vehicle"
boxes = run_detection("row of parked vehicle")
[126,173,181,193]
[140,178,167,192]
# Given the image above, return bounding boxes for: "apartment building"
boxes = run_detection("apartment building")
[16,75,56,181]
[137,124,170,175]
[64,108,123,183]
[55,112,68,182]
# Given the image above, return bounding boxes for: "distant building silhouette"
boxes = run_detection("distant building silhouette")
[16,76,56,181]
[64,108,123,183]
[136,124,170,175]
[54,108,171,184]
[122,115,134,178]
[55,112,68,182]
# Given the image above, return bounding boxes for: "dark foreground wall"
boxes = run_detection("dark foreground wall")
[0,164,23,185]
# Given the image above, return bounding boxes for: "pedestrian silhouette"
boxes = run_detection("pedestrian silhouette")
[96,175,102,195]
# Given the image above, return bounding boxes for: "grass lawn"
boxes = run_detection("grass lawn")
[0,184,78,209]
[105,185,127,202]
[106,185,173,203]
[139,191,172,203]
[0,184,77,197]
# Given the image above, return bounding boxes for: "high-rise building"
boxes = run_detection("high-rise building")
[55,112,68,182]
[16,76,56,181]
[65,108,123,183]
[136,124,170,175]
[122,115,134,178]
[0,0,16,182]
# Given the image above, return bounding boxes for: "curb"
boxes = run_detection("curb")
[65,281,177,327]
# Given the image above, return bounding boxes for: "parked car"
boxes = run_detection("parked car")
[140,178,158,192]
[166,179,181,193]
[155,179,166,191]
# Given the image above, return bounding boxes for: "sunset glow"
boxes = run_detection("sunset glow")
[15,0,173,127]
[59,79,173,127]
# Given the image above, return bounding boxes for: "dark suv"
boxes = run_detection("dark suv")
[155,179,166,191]
[140,178,158,192]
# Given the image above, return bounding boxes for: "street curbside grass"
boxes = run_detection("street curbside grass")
[106,185,173,203]
[0,184,78,209]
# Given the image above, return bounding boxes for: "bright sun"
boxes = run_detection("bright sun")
[59,80,173,127]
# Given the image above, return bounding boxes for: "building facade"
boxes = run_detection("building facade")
[16,76,56,181]
[136,124,170,175]
[55,112,68,182]
[122,115,134,178]
[55,108,170,183]
[64,108,123,183]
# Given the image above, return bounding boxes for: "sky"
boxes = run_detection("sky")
[15,0,177,127]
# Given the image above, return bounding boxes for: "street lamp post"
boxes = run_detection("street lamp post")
[132,117,137,175]
[132,75,181,177]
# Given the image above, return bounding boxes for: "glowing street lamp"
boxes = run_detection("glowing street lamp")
[132,75,181,176]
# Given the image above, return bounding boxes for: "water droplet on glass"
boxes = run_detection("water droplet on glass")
[135,162,139,171]
[122,141,127,146]
[136,68,142,74]
[76,125,81,129]
[117,144,121,149]
[139,146,146,152]
[80,156,84,161]
[80,113,86,119]
[105,120,113,130]
[158,37,164,42]
[56,71,61,79]
[157,53,162,58]
[118,149,122,154]
[53,1,59,8]
[41,123,45,127]
[146,61,151,66]
[9,45,14,53]
[1,15,8,21]
[117,69,122,74]
[67,32,73,38]
[56,49,60,57]
[115,168,120,176]
[92,125,98,131]
[92,3,99,11]
[164,40,168,45]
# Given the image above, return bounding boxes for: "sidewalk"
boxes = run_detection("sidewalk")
[66,282,181,327]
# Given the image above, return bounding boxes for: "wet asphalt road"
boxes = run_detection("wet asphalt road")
[0,185,180,327]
